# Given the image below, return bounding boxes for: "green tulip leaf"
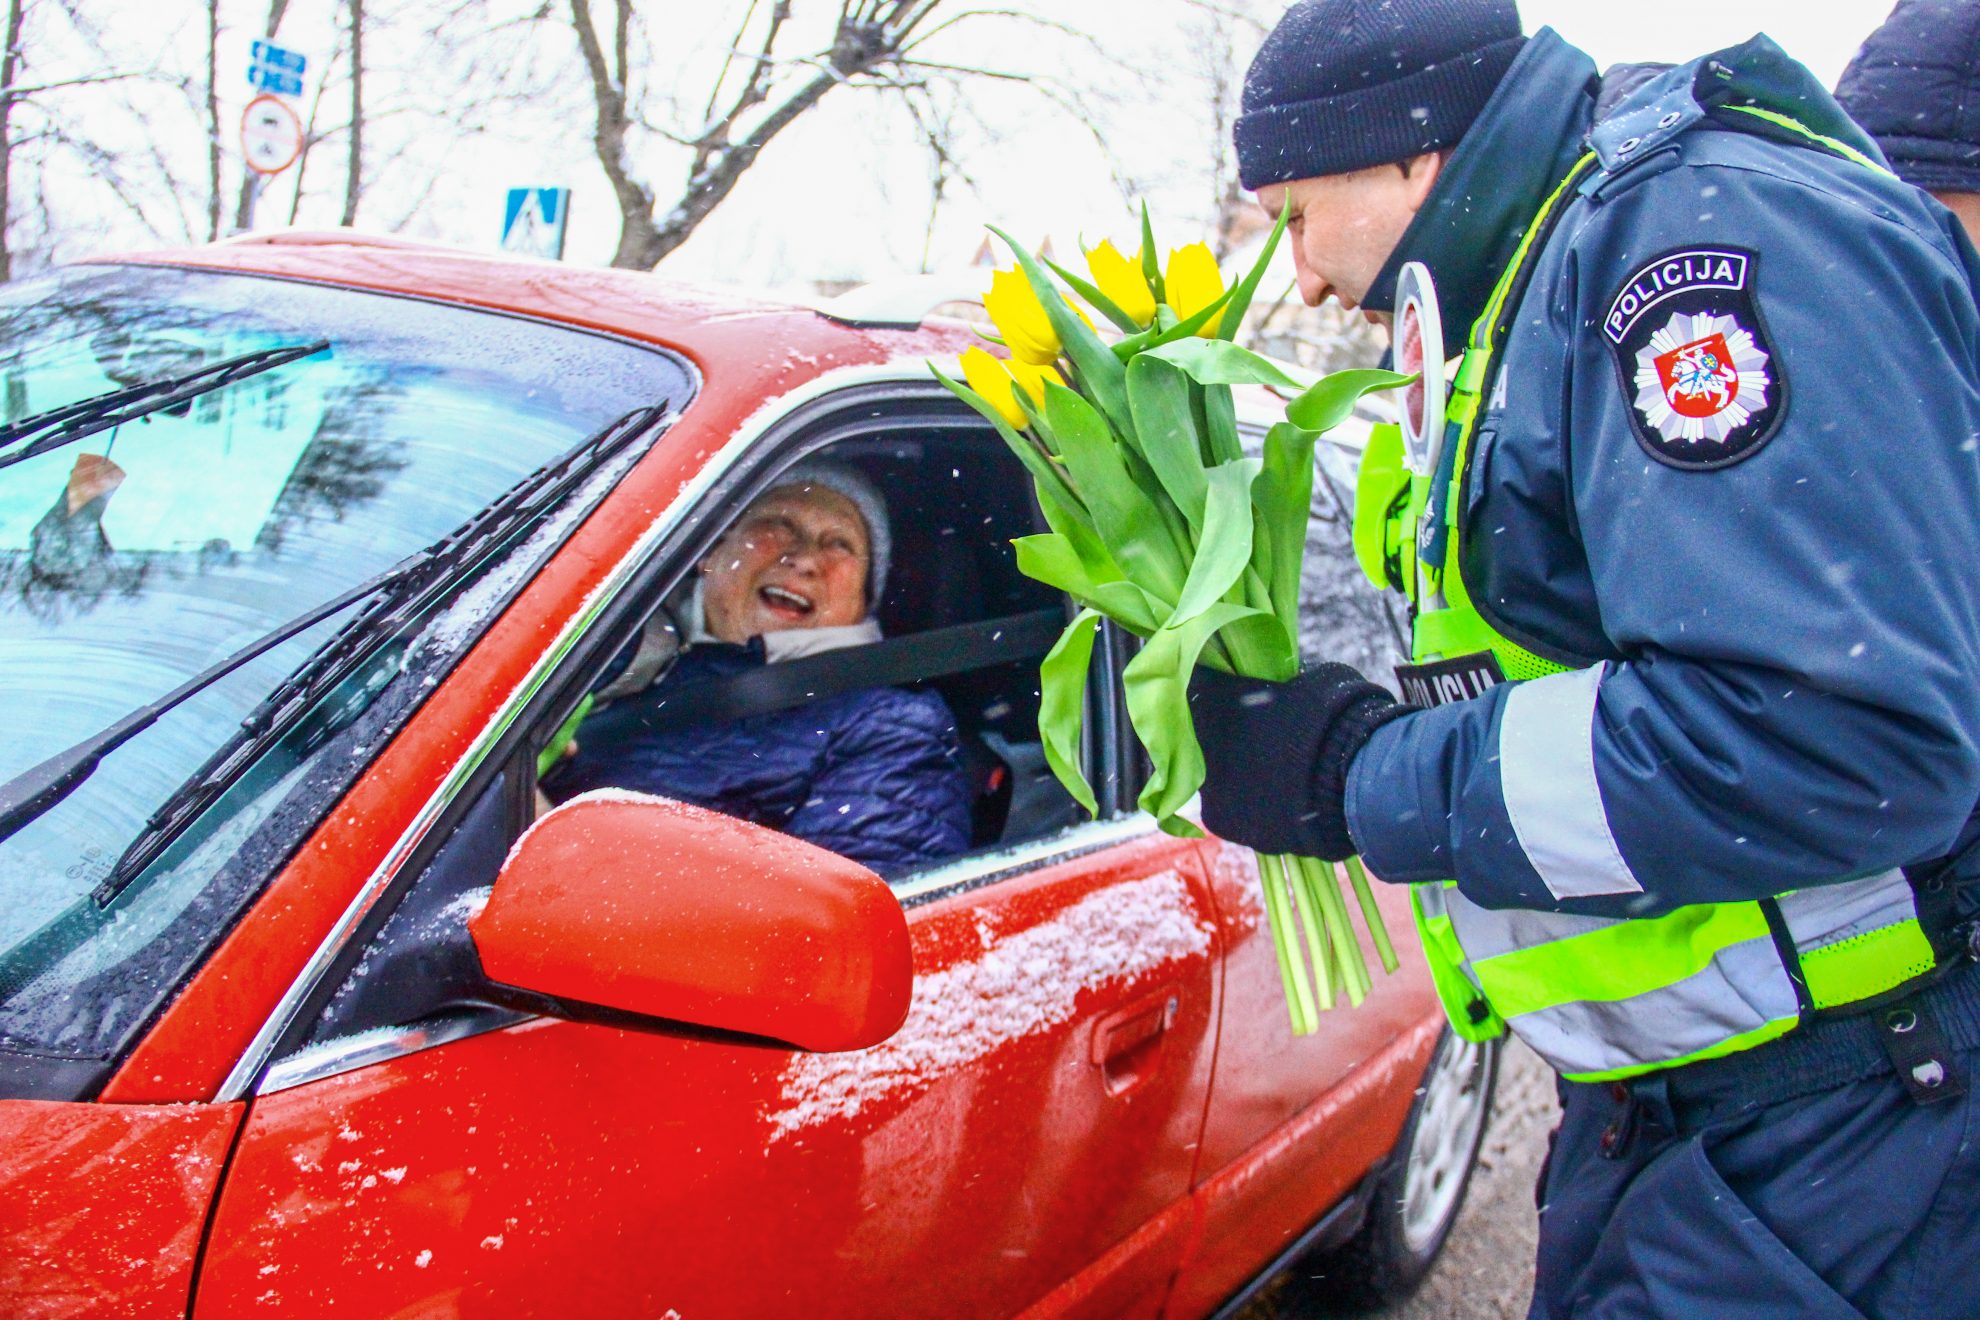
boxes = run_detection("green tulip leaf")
[1123,356,1209,532]
[1254,420,1320,641]
[1215,199,1292,343]
[933,366,1092,537]
[1285,367,1417,434]
[1200,380,1242,467]
[1043,380,1187,605]
[1014,533,1164,635]
[1125,600,1270,833]
[1144,336,1307,390]
[1047,255,1142,334]
[1167,457,1261,628]
[1140,203,1165,303]
[1039,608,1104,816]
[1035,484,1121,580]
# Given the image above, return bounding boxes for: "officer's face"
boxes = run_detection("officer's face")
[1259,152,1444,314]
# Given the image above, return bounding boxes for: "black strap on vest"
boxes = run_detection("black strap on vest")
[580,606,1067,742]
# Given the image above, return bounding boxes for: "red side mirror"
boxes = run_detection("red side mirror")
[470,792,913,1052]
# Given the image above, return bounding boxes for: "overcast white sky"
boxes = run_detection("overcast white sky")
[622,0,1908,287]
[44,1,1908,291]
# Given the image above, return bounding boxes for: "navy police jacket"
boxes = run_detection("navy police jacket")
[1344,30,1980,921]
[553,643,972,877]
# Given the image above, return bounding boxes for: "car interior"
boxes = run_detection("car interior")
[299,401,1105,1051]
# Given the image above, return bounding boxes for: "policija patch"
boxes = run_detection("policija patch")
[1602,247,1786,470]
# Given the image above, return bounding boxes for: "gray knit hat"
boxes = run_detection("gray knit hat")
[765,459,892,607]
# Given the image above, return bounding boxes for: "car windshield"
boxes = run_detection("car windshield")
[0,263,688,1078]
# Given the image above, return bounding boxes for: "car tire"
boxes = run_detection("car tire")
[1285,1028,1500,1315]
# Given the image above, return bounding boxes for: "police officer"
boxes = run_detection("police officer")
[1836,0,1980,247]
[1187,2,1980,1315]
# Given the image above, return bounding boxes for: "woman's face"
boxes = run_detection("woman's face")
[700,483,871,644]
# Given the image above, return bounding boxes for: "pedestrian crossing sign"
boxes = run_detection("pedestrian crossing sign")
[501,188,571,260]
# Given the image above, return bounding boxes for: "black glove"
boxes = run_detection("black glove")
[1187,662,1413,859]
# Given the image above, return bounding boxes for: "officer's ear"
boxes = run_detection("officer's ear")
[1396,151,1447,214]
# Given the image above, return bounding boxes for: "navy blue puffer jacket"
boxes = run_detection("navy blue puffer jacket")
[550,643,972,876]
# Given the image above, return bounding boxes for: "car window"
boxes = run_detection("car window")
[292,406,1095,1053]
[539,424,1086,877]
[0,264,691,1090]
[305,768,527,1049]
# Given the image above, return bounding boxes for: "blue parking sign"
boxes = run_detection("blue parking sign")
[251,40,307,72]
[247,39,307,98]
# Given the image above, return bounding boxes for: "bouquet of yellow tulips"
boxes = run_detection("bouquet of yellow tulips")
[935,207,1412,1032]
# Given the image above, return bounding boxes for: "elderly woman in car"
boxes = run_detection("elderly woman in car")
[547,461,973,876]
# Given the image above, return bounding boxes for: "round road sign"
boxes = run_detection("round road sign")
[240,94,303,176]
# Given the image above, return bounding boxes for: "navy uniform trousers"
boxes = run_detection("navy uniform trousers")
[1531,961,1980,1319]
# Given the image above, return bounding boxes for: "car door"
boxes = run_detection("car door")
[192,389,1222,1319]
[1169,438,1445,1317]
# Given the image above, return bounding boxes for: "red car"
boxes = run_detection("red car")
[0,234,1495,1318]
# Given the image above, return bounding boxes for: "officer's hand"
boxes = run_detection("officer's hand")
[1187,661,1413,859]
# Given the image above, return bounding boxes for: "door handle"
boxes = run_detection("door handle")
[1092,987,1181,1096]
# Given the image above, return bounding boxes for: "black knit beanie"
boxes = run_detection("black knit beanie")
[1235,0,1526,190]
[1836,0,1980,195]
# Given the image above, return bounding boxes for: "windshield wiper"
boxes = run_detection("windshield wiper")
[0,340,330,473]
[0,401,671,888]
[89,401,673,900]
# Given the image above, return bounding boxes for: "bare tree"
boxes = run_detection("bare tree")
[0,0,154,278]
[341,0,363,225]
[204,0,220,241]
[0,0,26,283]
[231,0,292,231]
[568,1,1085,271]
[1182,0,1268,261]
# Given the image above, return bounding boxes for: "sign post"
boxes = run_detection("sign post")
[237,40,309,232]
[500,188,573,261]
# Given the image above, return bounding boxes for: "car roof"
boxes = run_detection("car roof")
[88,231,981,405]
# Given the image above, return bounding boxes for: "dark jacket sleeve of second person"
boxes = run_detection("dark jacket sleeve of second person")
[1344,135,1980,916]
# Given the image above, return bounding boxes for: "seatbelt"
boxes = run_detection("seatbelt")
[580,607,1067,741]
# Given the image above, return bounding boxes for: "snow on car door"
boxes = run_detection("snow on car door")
[192,827,1219,1319]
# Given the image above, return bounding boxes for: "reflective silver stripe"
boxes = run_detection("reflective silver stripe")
[1498,664,1644,900]
[1414,881,1452,921]
[1776,869,1917,954]
[1504,935,1797,1077]
[1412,883,1493,998]
[1445,886,1621,961]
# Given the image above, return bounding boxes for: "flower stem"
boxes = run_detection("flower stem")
[1301,853,1371,1005]
[1256,851,1317,1034]
[1344,855,1400,974]
[1278,851,1335,1014]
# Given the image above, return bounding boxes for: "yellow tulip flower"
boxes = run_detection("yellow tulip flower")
[960,345,1063,429]
[982,267,1094,366]
[1085,239,1156,327]
[1006,356,1064,411]
[1165,243,1227,337]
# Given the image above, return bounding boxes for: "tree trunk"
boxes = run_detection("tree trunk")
[629,68,836,270]
[205,0,221,242]
[341,0,361,226]
[0,0,25,282]
[232,0,291,232]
